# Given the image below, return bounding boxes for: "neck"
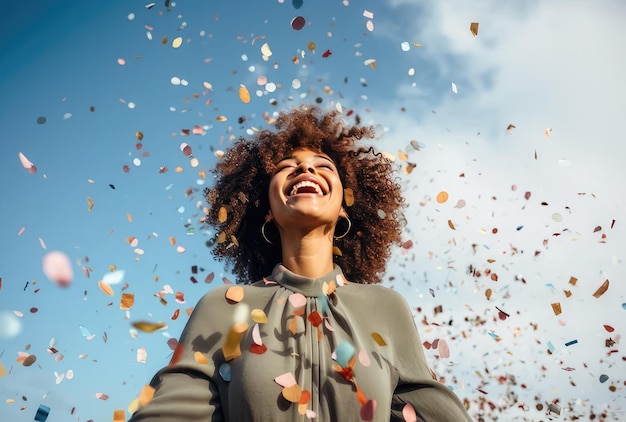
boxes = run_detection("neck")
[278,227,335,279]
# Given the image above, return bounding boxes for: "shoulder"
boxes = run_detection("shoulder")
[338,282,410,311]
[192,282,277,315]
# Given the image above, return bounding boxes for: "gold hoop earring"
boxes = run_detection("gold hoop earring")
[333,216,352,240]
[261,220,276,245]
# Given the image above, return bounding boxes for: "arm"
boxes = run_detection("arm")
[128,291,227,421]
[386,291,472,422]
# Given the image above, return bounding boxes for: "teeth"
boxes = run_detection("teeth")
[290,180,323,196]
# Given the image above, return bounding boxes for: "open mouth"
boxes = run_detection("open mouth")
[289,180,324,196]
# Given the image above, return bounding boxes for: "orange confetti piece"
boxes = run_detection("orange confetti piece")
[222,322,249,361]
[344,188,354,207]
[238,84,251,103]
[603,324,615,333]
[436,191,449,204]
[447,219,456,230]
[225,286,244,303]
[87,197,94,211]
[551,302,562,316]
[371,332,387,346]
[98,280,114,296]
[127,213,133,223]
[138,384,155,407]
[113,409,125,421]
[485,288,492,300]
[569,276,578,285]
[194,351,209,364]
[120,293,135,310]
[282,384,303,403]
[218,207,228,223]
[592,279,609,298]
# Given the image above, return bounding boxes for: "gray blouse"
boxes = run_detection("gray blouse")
[128,264,471,421]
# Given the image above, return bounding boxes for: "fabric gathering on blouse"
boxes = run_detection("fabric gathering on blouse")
[128,264,471,421]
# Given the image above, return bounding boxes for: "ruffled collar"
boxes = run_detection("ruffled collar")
[265,263,347,297]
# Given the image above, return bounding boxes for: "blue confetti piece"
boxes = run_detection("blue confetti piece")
[79,325,91,337]
[317,294,328,314]
[547,341,555,352]
[565,339,578,347]
[516,225,524,231]
[334,341,355,367]
[219,363,231,382]
[34,404,50,421]
[622,303,626,310]
[599,374,609,383]
[488,332,499,339]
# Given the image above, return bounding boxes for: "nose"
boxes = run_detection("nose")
[295,162,315,174]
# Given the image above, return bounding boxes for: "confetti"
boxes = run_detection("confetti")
[469,22,479,36]
[436,191,449,204]
[132,321,167,333]
[592,279,609,298]
[18,152,37,174]
[291,16,305,31]
[42,251,73,287]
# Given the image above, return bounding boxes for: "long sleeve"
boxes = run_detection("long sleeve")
[128,289,228,421]
[386,291,472,422]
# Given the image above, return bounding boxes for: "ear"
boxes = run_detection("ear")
[266,210,274,222]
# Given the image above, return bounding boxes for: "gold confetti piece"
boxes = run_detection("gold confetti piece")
[0,362,5,377]
[551,302,562,316]
[282,384,302,403]
[138,384,155,407]
[169,236,176,246]
[217,232,226,243]
[564,290,572,298]
[469,22,479,37]
[371,332,387,346]
[194,351,209,364]
[135,131,144,141]
[592,279,609,298]
[222,322,249,361]
[344,188,354,207]
[216,115,227,122]
[485,288,492,300]
[86,197,94,211]
[238,84,251,103]
[113,409,125,422]
[127,213,133,223]
[218,207,228,223]
[120,293,135,310]
[98,280,114,296]
[132,321,167,333]
[225,286,244,303]
[260,42,273,58]
[251,308,267,323]
[447,219,456,230]
[172,36,183,48]
[436,191,449,204]
[332,246,342,256]
[569,276,578,285]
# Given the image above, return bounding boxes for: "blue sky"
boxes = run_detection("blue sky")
[1,0,625,420]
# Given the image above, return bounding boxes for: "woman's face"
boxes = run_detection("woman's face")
[268,147,345,233]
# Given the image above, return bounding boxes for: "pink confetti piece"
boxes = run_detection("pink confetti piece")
[274,372,297,388]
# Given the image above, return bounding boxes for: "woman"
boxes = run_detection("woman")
[128,106,471,421]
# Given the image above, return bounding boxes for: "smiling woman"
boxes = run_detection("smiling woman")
[128,106,472,421]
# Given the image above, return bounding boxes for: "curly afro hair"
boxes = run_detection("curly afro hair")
[203,105,405,284]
